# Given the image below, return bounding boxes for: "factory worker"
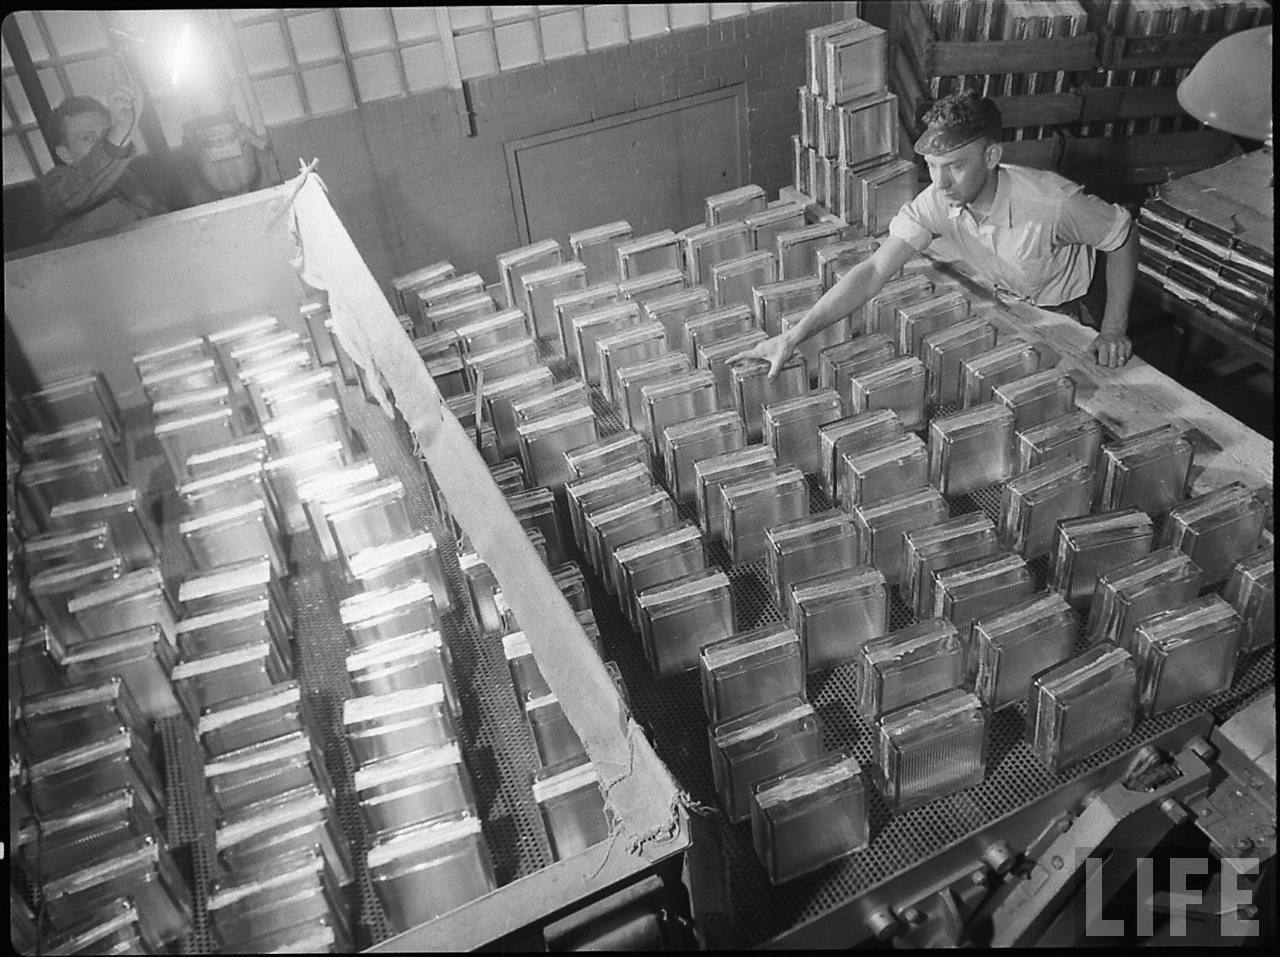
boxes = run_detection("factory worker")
[739,89,1138,375]
[41,84,165,244]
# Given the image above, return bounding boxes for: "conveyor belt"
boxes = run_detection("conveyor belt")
[144,384,553,954]
[544,349,1275,950]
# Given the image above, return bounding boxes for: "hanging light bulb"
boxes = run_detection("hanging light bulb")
[1176,26,1272,145]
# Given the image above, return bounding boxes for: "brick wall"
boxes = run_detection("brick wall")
[265,3,841,297]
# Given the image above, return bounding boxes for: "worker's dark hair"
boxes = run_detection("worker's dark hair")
[52,95,110,147]
[921,89,1002,142]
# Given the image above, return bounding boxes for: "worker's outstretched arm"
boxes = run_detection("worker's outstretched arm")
[734,235,917,380]
[1087,222,1138,368]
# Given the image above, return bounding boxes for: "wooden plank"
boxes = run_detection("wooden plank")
[1080,84,1186,123]
[1060,129,1243,186]
[1101,23,1237,70]
[908,92,1084,130]
[926,241,1273,492]
[997,136,1063,171]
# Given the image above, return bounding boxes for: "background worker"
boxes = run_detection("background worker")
[740,89,1139,377]
[41,82,165,244]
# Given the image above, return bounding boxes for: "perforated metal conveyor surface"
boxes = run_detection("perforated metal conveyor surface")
[143,385,554,954]
[542,348,1275,950]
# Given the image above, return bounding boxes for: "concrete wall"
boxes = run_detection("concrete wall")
[264,3,841,294]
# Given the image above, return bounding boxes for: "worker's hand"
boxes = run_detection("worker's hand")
[106,84,140,144]
[1087,329,1132,368]
[730,334,794,382]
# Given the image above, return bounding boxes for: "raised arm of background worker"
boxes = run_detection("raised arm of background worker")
[735,236,917,381]
[41,88,140,222]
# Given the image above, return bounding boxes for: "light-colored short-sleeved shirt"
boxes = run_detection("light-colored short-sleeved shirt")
[887,164,1132,307]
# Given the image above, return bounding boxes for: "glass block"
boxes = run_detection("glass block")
[863,157,920,234]
[503,631,549,705]
[817,408,903,500]
[1223,549,1274,655]
[848,356,927,431]
[838,88,897,168]
[553,283,620,361]
[902,513,1000,619]
[27,725,164,821]
[1029,645,1137,774]
[1015,409,1103,475]
[711,697,822,823]
[414,272,485,319]
[698,331,769,408]
[587,489,677,593]
[1132,595,1241,717]
[974,593,1077,711]
[750,750,867,886]
[56,622,181,723]
[616,352,692,433]
[779,308,850,379]
[1162,482,1266,585]
[205,728,328,815]
[517,406,598,490]
[564,462,652,556]
[509,487,569,567]
[339,580,438,651]
[366,815,495,931]
[482,366,555,459]
[766,511,859,614]
[569,220,632,285]
[1086,547,1203,651]
[65,565,176,648]
[895,289,971,359]
[425,292,497,335]
[927,403,1016,496]
[711,250,778,311]
[839,433,928,511]
[180,500,285,579]
[933,552,1034,636]
[18,676,150,763]
[992,370,1077,433]
[619,267,685,305]
[642,286,713,352]
[178,556,286,623]
[642,369,718,458]
[615,524,707,628]
[789,566,888,672]
[346,629,458,716]
[497,238,562,316]
[729,356,809,443]
[700,623,805,726]
[22,416,123,469]
[170,634,291,723]
[705,184,767,226]
[858,619,965,720]
[454,309,528,356]
[465,338,540,384]
[343,685,455,767]
[774,221,843,280]
[752,276,822,338]
[921,318,997,406]
[874,687,985,813]
[682,221,753,286]
[999,459,1095,559]
[572,301,644,385]
[533,760,609,861]
[599,322,669,405]
[140,357,224,403]
[694,444,777,542]
[23,373,121,440]
[521,261,589,341]
[197,681,305,759]
[722,465,809,565]
[661,410,746,505]
[637,569,734,678]
[851,487,949,586]
[744,201,806,257]
[814,236,875,291]
[40,836,192,948]
[525,693,587,767]
[1051,509,1156,608]
[762,389,844,476]
[615,229,680,281]
[207,847,348,953]
[823,20,887,103]
[861,274,934,338]
[260,398,350,461]
[18,451,125,527]
[960,340,1042,408]
[562,431,646,484]
[684,304,756,365]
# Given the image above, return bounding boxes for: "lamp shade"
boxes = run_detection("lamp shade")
[1176,26,1273,142]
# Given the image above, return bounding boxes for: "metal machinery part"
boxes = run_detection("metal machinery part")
[804,694,1275,949]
